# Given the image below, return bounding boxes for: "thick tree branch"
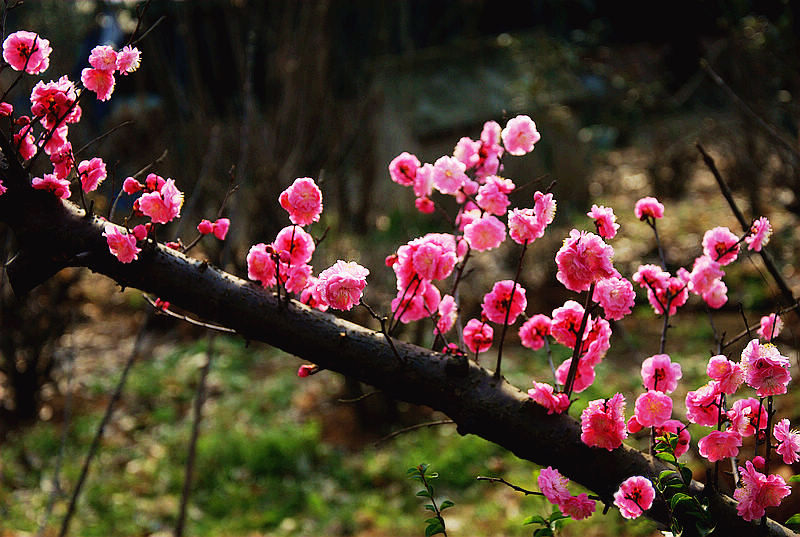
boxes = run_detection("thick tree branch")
[0,163,793,537]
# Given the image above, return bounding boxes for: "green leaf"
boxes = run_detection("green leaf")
[680,467,693,484]
[785,513,800,527]
[522,515,547,526]
[658,470,678,482]
[670,492,692,510]
[425,521,444,537]
[425,505,436,512]
[417,490,432,498]
[548,511,569,523]
[533,528,554,537]
[425,517,441,525]
[439,500,454,510]
[428,472,439,479]
[419,463,430,473]
[655,452,678,465]
[789,475,800,483]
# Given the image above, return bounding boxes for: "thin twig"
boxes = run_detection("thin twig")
[338,391,381,404]
[130,15,166,47]
[476,476,542,496]
[175,332,215,537]
[563,283,595,397]
[374,419,455,446]
[58,317,150,537]
[494,240,528,380]
[143,295,236,333]
[74,121,133,157]
[109,149,168,221]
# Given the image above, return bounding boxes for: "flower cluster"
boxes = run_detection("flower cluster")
[537,466,596,520]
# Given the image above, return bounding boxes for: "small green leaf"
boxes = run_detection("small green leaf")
[425,517,441,525]
[522,515,547,525]
[533,528,554,537]
[425,505,436,512]
[789,475,800,483]
[548,511,569,523]
[784,513,800,527]
[419,463,429,473]
[655,452,678,465]
[417,490,432,498]
[425,521,444,537]
[440,500,454,510]
[428,472,439,479]
[658,470,678,482]
[670,492,692,510]
[680,467,693,484]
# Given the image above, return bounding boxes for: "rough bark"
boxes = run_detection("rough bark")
[0,145,793,536]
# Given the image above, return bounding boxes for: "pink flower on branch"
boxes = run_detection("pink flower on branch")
[88,45,118,72]
[463,318,493,354]
[32,173,70,199]
[702,226,739,265]
[556,357,596,393]
[773,419,800,465]
[116,45,141,75]
[580,393,627,450]
[273,225,315,265]
[634,390,672,427]
[501,114,540,156]
[463,214,506,252]
[81,67,115,101]
[316,260,369,311]
[528,382,569,414]
[431,155,467,195]
[435,294,457,335]
[745,216,772,252]
[641,354,682,393]
[102,224,141,263]
[279,177,323,226]
[3,30,51,74]
[519,314,551,350]
[698,430,742,462]
[538,466,571,505]
[706,355,743,395]
[138,178,183,224]
[734,461,791,522]
[633,196,664,220]
[740,339,791,397]
[77,157,107,192]
[30,76,81,130]
[388,151,419,187]
[757,313,783,341]
[247,243,277,288]
[613,476,655,519]
[593,276,635,321]
[561,494,596,520]
[555,229,615,292]
[727,398,768,437]
[587,204,619,239]
[481,279,527,325]
[655,419,691,457]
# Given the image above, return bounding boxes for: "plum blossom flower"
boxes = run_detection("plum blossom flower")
[538,466,571,505]
[587,204,619,239]
[279,177,323,226]
[81,67,115,101]
[30,76,81,130]
[123,177,143,194]
[475,120,504,178]
[685,382,721,427]
[580,393,627,450]
[316,260,369,311]
[740,339,791,397]
[435,294,457,335]
[556,357,596,393]
[702,226,739,265]
[702,278,727,309]
[561,494,596,520]
[698,430,742,462]
[283,263,313,294]
[414,196,434,214]
[410,233,457,281]
[757,313,783,341]
[115,45,141,74]
[431,155,467,195]
[32,173,70,199]
[3,31,51,74]
[613,476,655,519]
[103,224,141,263]
[688,255,724,295]
[0,102,12,116]
[0,179,6,197]
[593,276,635,321]
[734,461,791,521]
[463,318,493,353]
[555,229,615,292]
[300,277,327,311]
[655,419,691,457]
[390,281,440,324]
[211,218,229,240]
[773,419,800,465]
[77,157,107,192]
[727,398,768,437]
[706,355,744,395]
[501,115,540,155]
[463,214,506,251]
[634,197,664,220]
[273,225,315,265]
[745,217,771,252]
[634,390,672,427]
[519,314,551,350]
[247,243,277,288]
[138,178,183,224]
[453,136,480,169]
[88,45,118,72]
[641,354,682,393]
[476,175,514,215]
[528,381,569,414]
[550,300,591,349]
[14,126,36,160]
[388,152,419,186]
[413,163,434,199]
[49,143,74,180]
[481,280,527,325]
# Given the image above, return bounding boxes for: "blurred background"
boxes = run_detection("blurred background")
[1,0,800,535]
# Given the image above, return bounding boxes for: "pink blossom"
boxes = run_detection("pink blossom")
[740,339,791,397]
[555,229,615,292]
[728,398,768,437]
[145,173,166,192]
[476,175,514,215]
[413,163,434,198]
[613,476,655,519]
[300,277,328,311]
[561,494,596,520]
[633,264,669,290]
[415,196,434,213]
[587,204,619,239]
[688,255,724,295]
[702,226,739,265]
[14,126,36,160]
[593,276,635,321]
[316,260,369,311]
[279,177,323,226]
[745,217,771,252]
[247,243,277,288]
[139,178,183,224]
[774,419,800,464]
[685,382,721,427]
[49,143,74,180]
[538,466,571,505]
[702,279,728,309]
[550,300,591,349]
[481,280,527,325]
[132,225,147,241]
[102,224,141,263]
[31,173,70,199]
[0,102,12,116]
[435,294,457,335]
[77,157,107,192]
[297,364,316,377]
[507,208,543,244]
[556,357,596,393]
[633,197,664,220]
[463,214,506,251]
[534,191,556,228]
[410,233,457,281]
[283,263,313,294]
[3,31,51,74]
[123,177,142,194]
[734,461,791,521]
[634,390,672,427]
[634,266,688,316]
[453,136,480,169]
[579,317,611,366]
[273,225,315,265]
[706,355,744,395]
[390,280,440,324]
[431,155,467,195]
[475,120,504,178]
[655,419,691,457]
[501,115,540,156]
[30,76,81,130]
[463,318,493,353]
[757,313,783,341]
[88,45,118,72]
[0,179,6,196]
[641,354,682,393]
[212,218,229,240]
[519,314,551,350]
[41,125,70,156]
[698,430,742,462]
[581,393,627,450]
[115,45,141,74]
[81,67,115,101]
[528,382,569,414]
[388,152,419,186]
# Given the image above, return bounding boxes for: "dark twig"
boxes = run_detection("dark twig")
[75,121,133,157]
[476,476,543,496]
[109,149,169,221]
[143,295,236,333]
[494,240,528,380]
[175,332,215,537]
[563,283,595,397]
[374,419,455,446]
[338,391,381,404]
